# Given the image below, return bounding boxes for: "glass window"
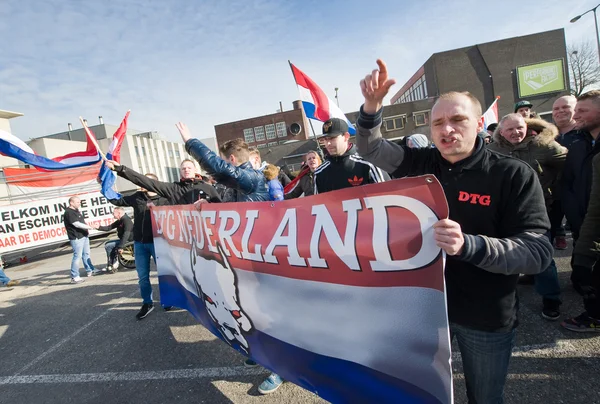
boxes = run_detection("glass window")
[276,122,287,137]
[141,147,146,156]
[265,124,276,139]
[383,115,406,131]
[414,111,429,127]
[135,146,139,157]
[175,150,181,159]
[257,143,268,149]
[254,126,266,142]
[168,149,174,158]
[268,141,278,147]
[243,128,255,143]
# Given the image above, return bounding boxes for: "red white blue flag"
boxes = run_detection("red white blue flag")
[290,62,356,135]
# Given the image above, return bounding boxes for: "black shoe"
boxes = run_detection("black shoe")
[542,299,561,321]
[162,306,173,311]
[518,275,535,285]
[136,304,154,320]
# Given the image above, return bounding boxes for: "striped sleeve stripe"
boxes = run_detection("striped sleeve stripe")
[348,156,386,183]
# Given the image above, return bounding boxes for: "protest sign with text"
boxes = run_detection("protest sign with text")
[0,192,115,253]
[152,176,451,404]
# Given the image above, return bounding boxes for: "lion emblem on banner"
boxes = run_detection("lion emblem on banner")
[189,239,253,354]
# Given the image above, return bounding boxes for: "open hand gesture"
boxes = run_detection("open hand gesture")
[360,59,397,114]
[176,122,192,143]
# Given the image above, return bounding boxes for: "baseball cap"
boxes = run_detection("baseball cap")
[514,101,533,112]
[318,118,349,138]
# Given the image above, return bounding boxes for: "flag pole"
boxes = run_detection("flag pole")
[79,116,108,161]
[288,60,324,159]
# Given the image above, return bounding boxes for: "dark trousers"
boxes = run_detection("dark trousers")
[549,199,566,240]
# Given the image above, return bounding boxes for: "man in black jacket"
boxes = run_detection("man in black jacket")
[107,173,171,320]
[176,123,270,203]
[97,207,133,273]
[313,117,388,194]
[561,90,600,294]
[356,60,552,404]
[105,159,221,205]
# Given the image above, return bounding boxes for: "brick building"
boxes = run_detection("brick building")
[214,101,312,151]
[346,28,571,141]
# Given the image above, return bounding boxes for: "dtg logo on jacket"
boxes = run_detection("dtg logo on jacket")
[458,191,491,206]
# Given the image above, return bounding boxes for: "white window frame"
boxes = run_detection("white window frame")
[383,114,406,131]
[276,122,287,138]
[413,110,430,127]
[243,128,255,143]
[265,124,276,140]
[254,126,266,142]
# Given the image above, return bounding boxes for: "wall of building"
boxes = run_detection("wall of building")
[429,28,569,119]
[214,101,311,150]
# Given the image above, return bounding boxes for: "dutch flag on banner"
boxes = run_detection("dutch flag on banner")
[289,62,356,135]
[97,111,130,200]
[0,129,100,170]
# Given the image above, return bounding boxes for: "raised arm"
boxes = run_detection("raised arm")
[106,161,179,202]
[356,59,405,174]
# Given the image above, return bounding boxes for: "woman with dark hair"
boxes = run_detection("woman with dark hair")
[283,151,322,199]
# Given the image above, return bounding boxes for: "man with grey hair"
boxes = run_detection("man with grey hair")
[552,95,582,250]
[356,59,552,404]
[488,113,566,320]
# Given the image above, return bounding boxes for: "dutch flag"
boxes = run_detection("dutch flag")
[290,62,356,135]
[97,111,130,200]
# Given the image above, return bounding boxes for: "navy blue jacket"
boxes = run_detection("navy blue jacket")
[185,139,270,202]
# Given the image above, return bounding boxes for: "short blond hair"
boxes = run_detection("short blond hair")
[434,91,483,117]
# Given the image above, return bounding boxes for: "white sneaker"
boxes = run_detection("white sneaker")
[71,277,85,284]
[112,261,119,270]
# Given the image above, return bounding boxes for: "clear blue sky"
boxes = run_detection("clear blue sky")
[0,0,597,142]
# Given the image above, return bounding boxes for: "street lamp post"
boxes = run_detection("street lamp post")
[570,3,600,64]
[334,87,339,107]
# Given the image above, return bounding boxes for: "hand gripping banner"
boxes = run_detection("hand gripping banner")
[151,175,451,404]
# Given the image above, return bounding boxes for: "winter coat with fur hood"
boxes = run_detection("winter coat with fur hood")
[487,118,567,209]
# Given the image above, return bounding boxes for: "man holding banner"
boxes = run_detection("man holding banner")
[356,60,553,404]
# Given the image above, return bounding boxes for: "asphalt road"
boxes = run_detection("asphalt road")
[0,234,598,404]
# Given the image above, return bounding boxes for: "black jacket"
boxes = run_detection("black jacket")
[185,139,270,202]
[98,214,134,248]
[356,108,553,332]
[63,208,88,240]
[556,128,585,150]
[313,144,388,194]
[561,132,600,237]
[284,170,315,199]
[108,192,170,243]
[114,165,221,205]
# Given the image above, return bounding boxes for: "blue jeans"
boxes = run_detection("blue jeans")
[70,237,95,279]
[134,242,155,304]
[534,232,561,302]
[104,240,120,263]
[0,267,10,286]
[451,323,515,404]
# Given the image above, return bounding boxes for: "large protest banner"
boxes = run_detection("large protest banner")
[0,192,115,253]
[152,175,452,404]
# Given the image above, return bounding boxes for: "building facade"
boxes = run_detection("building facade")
[214,101,312,151]
[347,28,571,141]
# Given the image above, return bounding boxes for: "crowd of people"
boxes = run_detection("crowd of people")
[12,58,597,402]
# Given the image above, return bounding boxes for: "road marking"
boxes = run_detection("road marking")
[4,288,139,384]
[0,367,268,385]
